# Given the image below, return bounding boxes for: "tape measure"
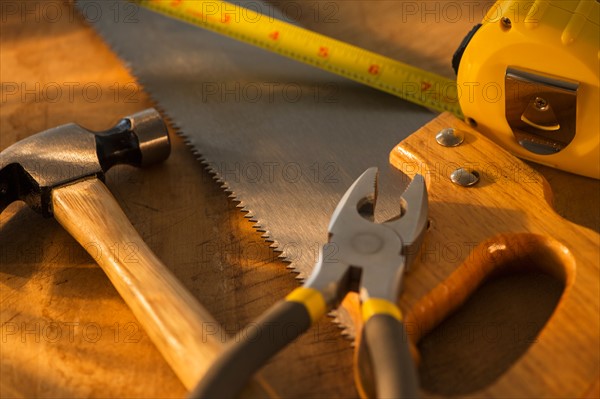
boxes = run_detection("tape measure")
[136,0,463,118]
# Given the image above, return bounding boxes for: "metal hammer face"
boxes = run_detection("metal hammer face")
[0,108,170,216]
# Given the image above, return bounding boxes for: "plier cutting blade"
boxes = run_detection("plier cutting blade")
[191,167,428,399]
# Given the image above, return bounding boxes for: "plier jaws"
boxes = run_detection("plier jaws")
[191,168,428,399]
[331,167,428,259]
[319,167,428,302]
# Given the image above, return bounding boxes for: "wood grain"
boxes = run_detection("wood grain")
[1,1,599,398]
[52,178,271,396]
[51,178,221,390]
[1,2,355,397]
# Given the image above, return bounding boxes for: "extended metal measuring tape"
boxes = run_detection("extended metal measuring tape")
[136,0,463,118]
[134,0,599,179]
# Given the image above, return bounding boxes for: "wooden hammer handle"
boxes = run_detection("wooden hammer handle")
[51,178,269,395]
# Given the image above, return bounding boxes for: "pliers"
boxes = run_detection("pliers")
[191,167,428,399]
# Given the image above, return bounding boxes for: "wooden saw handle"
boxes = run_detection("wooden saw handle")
[352,112,598,399]
[388,112,599,398]
[51,178,270,396]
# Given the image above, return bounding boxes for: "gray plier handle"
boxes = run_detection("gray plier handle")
[189,289,418,398]
[359,298,419,398]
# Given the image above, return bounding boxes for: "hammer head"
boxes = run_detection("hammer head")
[0,108,170,217]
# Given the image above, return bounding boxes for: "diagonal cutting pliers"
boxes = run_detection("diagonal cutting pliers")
[191,167,428,399]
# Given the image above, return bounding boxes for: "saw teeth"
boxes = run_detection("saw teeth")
[77,3,360,341]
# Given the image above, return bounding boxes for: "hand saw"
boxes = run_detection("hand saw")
[77,0,441,337]
[76,0,599,343]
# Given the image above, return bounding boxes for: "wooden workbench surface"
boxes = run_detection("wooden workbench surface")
[1,1,598,398]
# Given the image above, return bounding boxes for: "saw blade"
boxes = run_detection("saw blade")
[77,0,436,337]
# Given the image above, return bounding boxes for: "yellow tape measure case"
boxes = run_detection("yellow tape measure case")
[455,0,599,179]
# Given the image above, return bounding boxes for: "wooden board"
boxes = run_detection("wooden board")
[0,2,352,397]
[1,1,598,398]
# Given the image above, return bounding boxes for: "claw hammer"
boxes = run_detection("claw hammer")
[0,109,266,395]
